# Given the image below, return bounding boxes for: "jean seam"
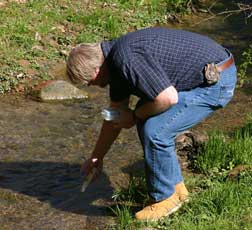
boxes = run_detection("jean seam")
[153,90,207,140]
[150,91,205,198]
[154,106,186,141]
[151,104,187,200]
[151,143,156,197]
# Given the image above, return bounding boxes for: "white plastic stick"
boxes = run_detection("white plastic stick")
[80,167,97,192]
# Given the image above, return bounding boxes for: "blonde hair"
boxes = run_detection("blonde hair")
[66,43,103,85]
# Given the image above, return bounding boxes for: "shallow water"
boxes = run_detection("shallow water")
[0,1,252,228]
[0,91,144,229]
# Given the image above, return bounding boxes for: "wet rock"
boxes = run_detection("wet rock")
[175,130,208,170]
[175,130,208,152]
[29,80,88,102]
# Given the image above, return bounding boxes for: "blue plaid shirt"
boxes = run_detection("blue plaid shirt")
[101,27,229,102]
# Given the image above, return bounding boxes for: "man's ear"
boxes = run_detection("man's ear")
[90,68,100,82]
[95,67,100,76]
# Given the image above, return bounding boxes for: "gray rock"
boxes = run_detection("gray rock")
[30,80,88,101]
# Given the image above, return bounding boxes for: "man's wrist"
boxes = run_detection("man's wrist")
[132,109,140,122]
[91,153,104,161]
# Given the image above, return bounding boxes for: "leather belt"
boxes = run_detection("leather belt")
[216,56,234,72]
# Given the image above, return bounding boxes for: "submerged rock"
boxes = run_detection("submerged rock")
[29,80,88,102]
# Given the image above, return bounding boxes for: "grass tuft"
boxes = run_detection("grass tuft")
[193,122,252,174]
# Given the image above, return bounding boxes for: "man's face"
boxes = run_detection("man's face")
[88,64,110,88]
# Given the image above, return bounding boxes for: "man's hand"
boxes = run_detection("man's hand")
[112,108,136,129]
[80,157,103,181]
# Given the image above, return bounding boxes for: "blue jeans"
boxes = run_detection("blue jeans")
[136,61,237,202]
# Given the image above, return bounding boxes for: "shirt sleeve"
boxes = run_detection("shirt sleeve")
[108,41,172,101]
[127,47,172,100]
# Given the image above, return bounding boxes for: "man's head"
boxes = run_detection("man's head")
[66,43,108,87]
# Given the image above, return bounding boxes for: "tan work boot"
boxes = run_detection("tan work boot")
[135,192,181,221]
[175,182,189,203]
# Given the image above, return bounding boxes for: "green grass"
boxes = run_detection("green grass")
[1,0,250,93]
[1,0,251,93]
[193,121,252,174]
[109,172,252,230]
[0,0,193,93]
[108,122,252,229]
[237,44,252,87]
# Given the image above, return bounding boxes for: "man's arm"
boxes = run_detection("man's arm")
[134,85,178,120]
[81,98,130,177]
[90,120,121,161]
[91,98,130,159]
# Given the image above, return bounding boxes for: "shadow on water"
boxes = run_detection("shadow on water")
[0,161,114,217]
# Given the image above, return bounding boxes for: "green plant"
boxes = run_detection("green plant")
[109,204,134,230]
[167,0,194,14]
[112,175,148,204]
[0,59,24,93]
[238,44,252,87]
[109,170,252,229]
[193,122,252,174]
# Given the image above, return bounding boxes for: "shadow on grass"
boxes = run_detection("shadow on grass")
[0,161,114,217]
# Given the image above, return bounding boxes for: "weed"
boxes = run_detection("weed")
[168,0,190,13]
[109,171,252,229]
[193,122,252,174]
[112,175,149,205]
[109,204,134,230]
[237,44,252,87]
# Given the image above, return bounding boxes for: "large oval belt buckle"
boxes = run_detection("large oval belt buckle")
[204,63,220,85]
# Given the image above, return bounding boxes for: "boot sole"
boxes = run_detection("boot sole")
[136,202,182,222]
[167,202,182,216]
